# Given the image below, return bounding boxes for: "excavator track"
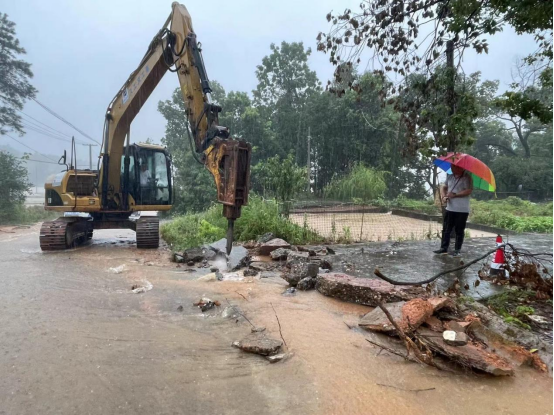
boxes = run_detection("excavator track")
[136,217,159,249]
[39,218,90,251]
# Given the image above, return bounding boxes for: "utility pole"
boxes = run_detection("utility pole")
[80,144,98,170]
[446,40,456,152]
[306,126,311,192]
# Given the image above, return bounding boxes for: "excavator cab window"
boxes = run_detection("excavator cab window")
[136,149,171,206]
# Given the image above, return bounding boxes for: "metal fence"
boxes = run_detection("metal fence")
[288,201,443,243]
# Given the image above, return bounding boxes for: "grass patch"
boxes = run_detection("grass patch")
[375,196,552,233]
[0,205,58,226]
[486,289,536,330]
[161,196,322,250]
[470,198,552,232]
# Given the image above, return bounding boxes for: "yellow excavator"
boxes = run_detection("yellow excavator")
[40,2,251,254]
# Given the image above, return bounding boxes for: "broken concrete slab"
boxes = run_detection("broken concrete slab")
[270,248,291,260]
[233,333,283,356]
[316,273,426,306]
[296,277,317,291]
[444,320,471,333]
[418,327,513,376]
[423,315,444,332]
[443,330,469,346]
[257,232,275,243]
[427,297,455,312]
[359,302,404,334]
[283,262,319,287]
[358,298,433,334]
[401,298,434,331]
[177,247,215,263]
[208,238,249,270]
[258,238,291,256]
[285,251,310,267]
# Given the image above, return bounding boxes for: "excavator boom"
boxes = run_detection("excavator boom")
[99,2,251,252]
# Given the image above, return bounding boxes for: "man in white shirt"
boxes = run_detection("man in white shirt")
[434,165,473,257]
[140,163,151,186]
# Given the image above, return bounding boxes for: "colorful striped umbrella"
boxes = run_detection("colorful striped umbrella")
[433,152,496,192]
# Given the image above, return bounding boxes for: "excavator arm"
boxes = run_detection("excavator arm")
[99,2,251,253]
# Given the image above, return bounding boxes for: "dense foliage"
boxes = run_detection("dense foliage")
[318,0,552,150]
[0,151,31,222]
[0,13,37,135]
[324,164,387,202]
[160,196,321,250]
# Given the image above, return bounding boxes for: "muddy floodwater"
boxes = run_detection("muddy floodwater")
[0,225,551,414]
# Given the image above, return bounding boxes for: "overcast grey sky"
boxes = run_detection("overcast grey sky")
[2,0,537,159]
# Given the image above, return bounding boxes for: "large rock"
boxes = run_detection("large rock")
[270,248,291,260]
[296,277,317,291]
[285,251,310,267]
[359,302,404,334]
[358,298,433,334]
[316,273,426,306]
[178,247,215,263]
[283,262,319,287]
[233,333,283,356]
[258,238,291,256]
[443,330,468,346]
[418,327,513,376]
[257,232,275,243]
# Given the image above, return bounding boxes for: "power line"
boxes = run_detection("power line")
[2,134,58,162]
[32,98,101,145]
[20,121,86,144]
[17,109,74,139]
[20,158,60,165]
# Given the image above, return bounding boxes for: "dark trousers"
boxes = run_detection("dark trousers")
[440,210,469,251]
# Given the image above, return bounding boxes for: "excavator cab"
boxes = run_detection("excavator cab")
[120,144,172,207]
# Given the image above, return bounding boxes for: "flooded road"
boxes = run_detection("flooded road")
[0,226,551,414]
[329,234,553,297]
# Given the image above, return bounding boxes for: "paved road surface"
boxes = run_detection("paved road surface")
[0,227,316,415]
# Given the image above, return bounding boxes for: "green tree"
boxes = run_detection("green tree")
[0,13,37,135]
[396,69,497,155]
[0,151,31,223]
[158,88,214,214]
[318,0,552,83]
[252,153,306,204]
[317,0,552,152]
[324,164,387,202]
[253,42,321,165]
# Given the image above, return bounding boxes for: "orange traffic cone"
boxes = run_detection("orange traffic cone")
[490,235,505,276]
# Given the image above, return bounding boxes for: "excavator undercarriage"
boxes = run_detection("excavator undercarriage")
[39,214,160,251]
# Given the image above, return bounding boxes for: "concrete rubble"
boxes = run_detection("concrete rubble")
[283,262,319,287]
[356,294,548,376]
[418,327,513,376]
[169,235,550,377]
[316,273,427,306]
[258,238,291,256]
[233,332,283,356]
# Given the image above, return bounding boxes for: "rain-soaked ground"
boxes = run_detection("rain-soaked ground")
[0,225,552,414]
[328,234,553,298]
